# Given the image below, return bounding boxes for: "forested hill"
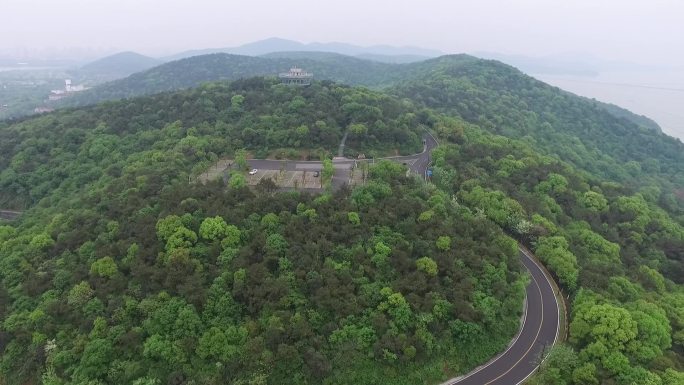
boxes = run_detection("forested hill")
[585,98,662,133]
[0,77,527,385]
[0,78,425,210]
[59,52,679,185]
[391,55,684,222]
[1,74,684,384]
[58,51,668,141]
[59,53,403,108]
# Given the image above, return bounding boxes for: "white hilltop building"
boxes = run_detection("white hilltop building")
[279,67,313,86]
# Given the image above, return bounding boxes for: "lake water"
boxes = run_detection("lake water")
[533,70,684,141]
[0,66,59,72]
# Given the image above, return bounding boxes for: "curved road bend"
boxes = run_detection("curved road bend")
[245,131,561,384]
[384,131,439,176]
[443,248,560,385]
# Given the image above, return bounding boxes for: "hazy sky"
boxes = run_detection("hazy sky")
[3,0,683,65]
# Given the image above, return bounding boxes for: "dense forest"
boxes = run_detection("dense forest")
[0,79,526,384]
[1,70,683,384]
[59,53,683,215]
[0,78,423,210]
[57,53,404,109]
[426,120,684,384]
[392,56,684,224]
[58,51,666,136]
[0,163,526,385]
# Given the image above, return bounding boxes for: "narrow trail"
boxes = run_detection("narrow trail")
[337,131,349,157]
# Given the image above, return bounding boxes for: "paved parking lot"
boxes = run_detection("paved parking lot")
[247,170,323,189]
[199,147,430,190]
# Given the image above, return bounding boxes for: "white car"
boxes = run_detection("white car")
[249,169,258,175]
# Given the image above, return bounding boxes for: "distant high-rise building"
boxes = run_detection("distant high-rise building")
[48,79,88,101]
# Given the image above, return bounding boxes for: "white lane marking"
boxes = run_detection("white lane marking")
[485,260,545,385]
[444,246,562,385]
[444,249,538,385]
[442,293,529,385]
[514,248,562,385]
[520,247,560,346]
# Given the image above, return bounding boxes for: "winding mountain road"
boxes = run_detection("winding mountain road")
[8,127,560,383]
[382,129,439,177]
[385,130,562,383]
[396,130,562,384]
[443,247,560,385]
[248,130,562,384]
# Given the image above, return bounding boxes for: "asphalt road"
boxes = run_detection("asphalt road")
[7,128,558,383]
[245,158,354,190]
[443,248,560,385]
[246,132,561,384]
[247,132,437,172]
[0,210,22,221]
[384,131,439,176]
[244,132,439,189]
[392,133,560,385]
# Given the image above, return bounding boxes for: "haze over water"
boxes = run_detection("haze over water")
[534,70,684,141]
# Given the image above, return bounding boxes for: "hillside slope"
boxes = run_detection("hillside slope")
[589,98,662,132]
[0,79,525,385]
[0,78,424,209]
[59,53,405,108]
[61,52,667,142]
[2,76,683,385]
[38,52,684,224]
[391,56,684,219]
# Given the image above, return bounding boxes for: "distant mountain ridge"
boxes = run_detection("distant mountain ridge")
[61,51,665,140]
[164,37,442,62]
[59,52,407,108]
[355,53,432,64]
[80,51,161,74]
[77,51,162,80]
